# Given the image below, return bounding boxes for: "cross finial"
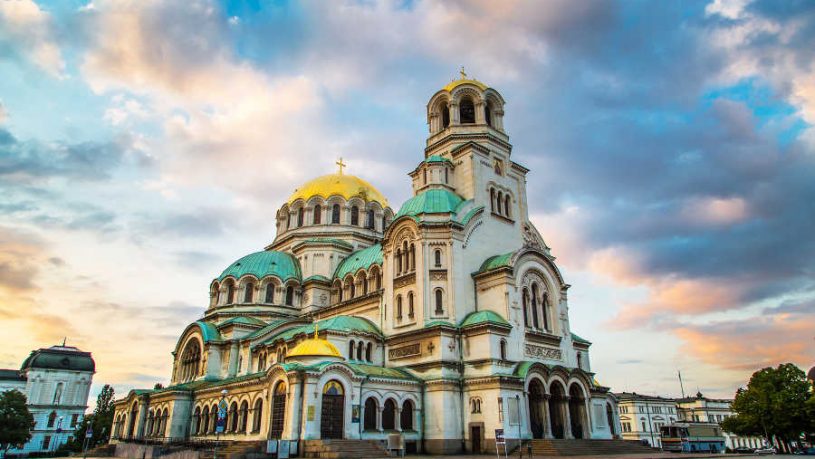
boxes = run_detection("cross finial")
[335,157,347,175]
[460,66,468,79]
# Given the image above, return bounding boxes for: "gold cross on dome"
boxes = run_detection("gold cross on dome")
[336,157,347,175]
[460,66,468,79]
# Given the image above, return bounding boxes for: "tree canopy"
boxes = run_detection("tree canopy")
[0,390,34,452]
[63,384,116,452]
[721,363,813,445]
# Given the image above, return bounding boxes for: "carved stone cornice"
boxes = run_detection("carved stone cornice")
[394,273,416,289]
[525,330,562,347]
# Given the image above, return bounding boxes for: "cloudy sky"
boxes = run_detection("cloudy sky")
[1,0,814,402]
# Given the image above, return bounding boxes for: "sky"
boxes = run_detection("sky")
[0,0,814,403]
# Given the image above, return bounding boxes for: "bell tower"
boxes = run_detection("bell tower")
[411,71,527,223]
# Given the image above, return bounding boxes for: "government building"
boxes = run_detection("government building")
[0,344,95,454]
[110,75,620,455]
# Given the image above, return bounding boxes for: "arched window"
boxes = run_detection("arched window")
[490,188,495,213]
[496,192,503,215]
[531,283,540,329]
[211,282,220,306]
[265,283,275,303]
[494,160,502,175]
[395,249,402,275]
[252,399,263,432]
[500,339,507,360]
[382,216,387,230]
[179,339,201,382]
[444,168,448,184]
[485,103,492,126]
[366,209,375,229]
[244,282,253,303]
[543,293,551,331]
[313,204,322,224]
[335,281,343,302]
[349,341,355,360]
[577,351,583,370]
[396,295,403,319]
[351,206,359,226]
[192,407,201,435]
[402,241,409,272]
[285,286,294,306]
[229,402,238,432]
[434,249,442,267]
[226,282,235,304]
[331,204,341,224]
[409,244,416,271]
[363,398,377,431]
[348,278,356,298]
[362,274,369,295]
[522,288,530,328]
[401,399,414,430]
[297,208,304,227]
[408,292,414,318]
[240,401,249,432]
[435,289,444,314]
[366,342,372,362]
[375,271,382,290]
[460,97,475,124]
[441,102,450,129]
[504,195,511,218]
[423,169,427,185]
[201,408,209,435]
[383,399,397,430]
[471,398,482,414]
[47,411,57,427]
[53,382,63,404]
[357,342,363,361]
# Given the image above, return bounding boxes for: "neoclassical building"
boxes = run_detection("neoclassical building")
[111,75,620,455]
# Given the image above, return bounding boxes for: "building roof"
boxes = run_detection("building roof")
[425,155,452,165]
[243,319,296,340]
[0,369,26,382]
[334,244,383,279]
[396,189,465,219]
[288,173,388,206]
[218,316,267,328]
[614,392,677,403]
[259,316,383,347]
[476,252,515,274]
[20,345,95,372]
[460,310,511,328]
[280,361,418,382]
[288,336,343,358]
[218,250,301,283]
[571,332,592,345]
[195,321,223,343]
[443,77,489,92]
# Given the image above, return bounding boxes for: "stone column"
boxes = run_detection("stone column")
[562,397,573,439]
[377,406,383,432]
[395,407,402,431]
[542,395,553,439]
[475,101,486,124]
[450,103,460,125]
[286,379,302,441]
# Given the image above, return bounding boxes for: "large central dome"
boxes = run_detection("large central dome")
[288,173,388,206]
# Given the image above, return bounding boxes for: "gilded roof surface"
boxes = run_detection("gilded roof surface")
[218,250,301,282]
[288,337,343,358]
[442,78,488,92]
[288,173,388,206]
[334,243,383,279]
[260,316,383,347]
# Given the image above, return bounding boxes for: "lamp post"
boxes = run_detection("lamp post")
[516,395,522,459]
[214,389,228,459]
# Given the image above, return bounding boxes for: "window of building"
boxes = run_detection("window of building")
[460,97,475,124]
[441,102,450,128]
[313,205,322,224]
[576,352,582,370]
[444,168,448,184]
[366,209,375,229]
[265,284,275,303]
[366,342,372,362]
[423,169,427,185]
[297,208,304,227]
[470,397,482,414]
[500,339,507,360]
[408,292,414,318]
[47,411,57,428]
[486,104,492,127]
[285,286,294,305]
[357,342,363,361]
[349,341,355,360]
[504,195,511,218]
[496,191,503,215]
[331,204,341,224]
[244,283,253,303]
[351,206,359,226]
[71,413,78,427]
[53,383,63,404]
[434,289,444,314]
[43,436,51,449]
[490,188,495,213]
[226,282,235,304]
[642,420,647,431]
[396,295,403,320]
[434,249,442,267]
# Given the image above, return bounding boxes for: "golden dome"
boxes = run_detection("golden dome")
[443,78,488,92]
[288,173,388,206]
[287,336,343,358]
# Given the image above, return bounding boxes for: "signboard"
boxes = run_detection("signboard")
[307,405,315,421]
[352,404,360,423]
[85,426,93,439]
[216,399,227,433]
[495,429,505,444]
[388,343,421,360]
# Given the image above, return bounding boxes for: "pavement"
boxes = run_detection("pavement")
[56,455,796,459]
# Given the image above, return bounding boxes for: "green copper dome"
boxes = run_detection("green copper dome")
[396,189,465,219]
[218,251,301,282]
[334,244,383,280]
[21,346,95,372]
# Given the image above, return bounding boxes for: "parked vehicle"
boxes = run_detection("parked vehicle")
[754,447,777,455]
[732,446,754,453]
[793,447,815,455]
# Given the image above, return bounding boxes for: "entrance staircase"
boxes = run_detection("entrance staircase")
[526,439,656,456]
[303,439,389,458]
[211,440,267,459]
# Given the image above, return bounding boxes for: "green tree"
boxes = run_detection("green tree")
[0,390,34,456]
[721,363,811,451]
[63,384,116,452]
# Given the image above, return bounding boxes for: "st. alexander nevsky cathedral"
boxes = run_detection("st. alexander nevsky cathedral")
[111,75,622,456]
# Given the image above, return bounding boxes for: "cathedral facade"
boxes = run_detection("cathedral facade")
[111,77,620,455]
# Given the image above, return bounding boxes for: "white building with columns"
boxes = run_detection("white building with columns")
[0,344,95,454]
[111,75,620,455]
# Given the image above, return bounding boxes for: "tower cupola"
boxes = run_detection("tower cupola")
[426,68,506,142]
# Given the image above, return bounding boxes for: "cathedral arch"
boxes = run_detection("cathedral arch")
[382,398,398,430]
[332,279,343,303]
[369,265,382,291]
[177,336,202,383]
[313,203,323,224]
[331,203,342,224]
[363,396,378,431]
[239,276,258,303]
[209,281,220,307]
[262,278,278,304]
[434,288,445,315]
[222,278,236,305]
[252,398,263,433]
[344,275,356,299]
[401,399,415,430]
[356,271,368,295]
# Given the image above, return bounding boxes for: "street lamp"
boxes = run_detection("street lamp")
[515,395,522,459]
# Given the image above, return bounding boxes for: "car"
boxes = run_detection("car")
[733,446,753,454]
[754,447,777,455]
[793,447,815,455]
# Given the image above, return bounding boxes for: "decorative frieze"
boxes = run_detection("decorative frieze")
[429,269,447,281]
[388,343,422,360]
[394,273,416,289]
[524,343,562,361]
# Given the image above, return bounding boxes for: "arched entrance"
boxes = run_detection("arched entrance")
[127,403,138,438]
[606,403,616,436]
[320,380,345,439]
[270,382,286,439]
[528,379,546,439]
[548,381,566,439]
[569,384,588,439]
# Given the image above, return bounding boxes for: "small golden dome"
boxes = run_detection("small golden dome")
[288,173,388,206]
[287,337,343,358]
[443,78,488,92]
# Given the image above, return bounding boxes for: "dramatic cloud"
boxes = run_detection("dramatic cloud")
[0,0,65,77]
